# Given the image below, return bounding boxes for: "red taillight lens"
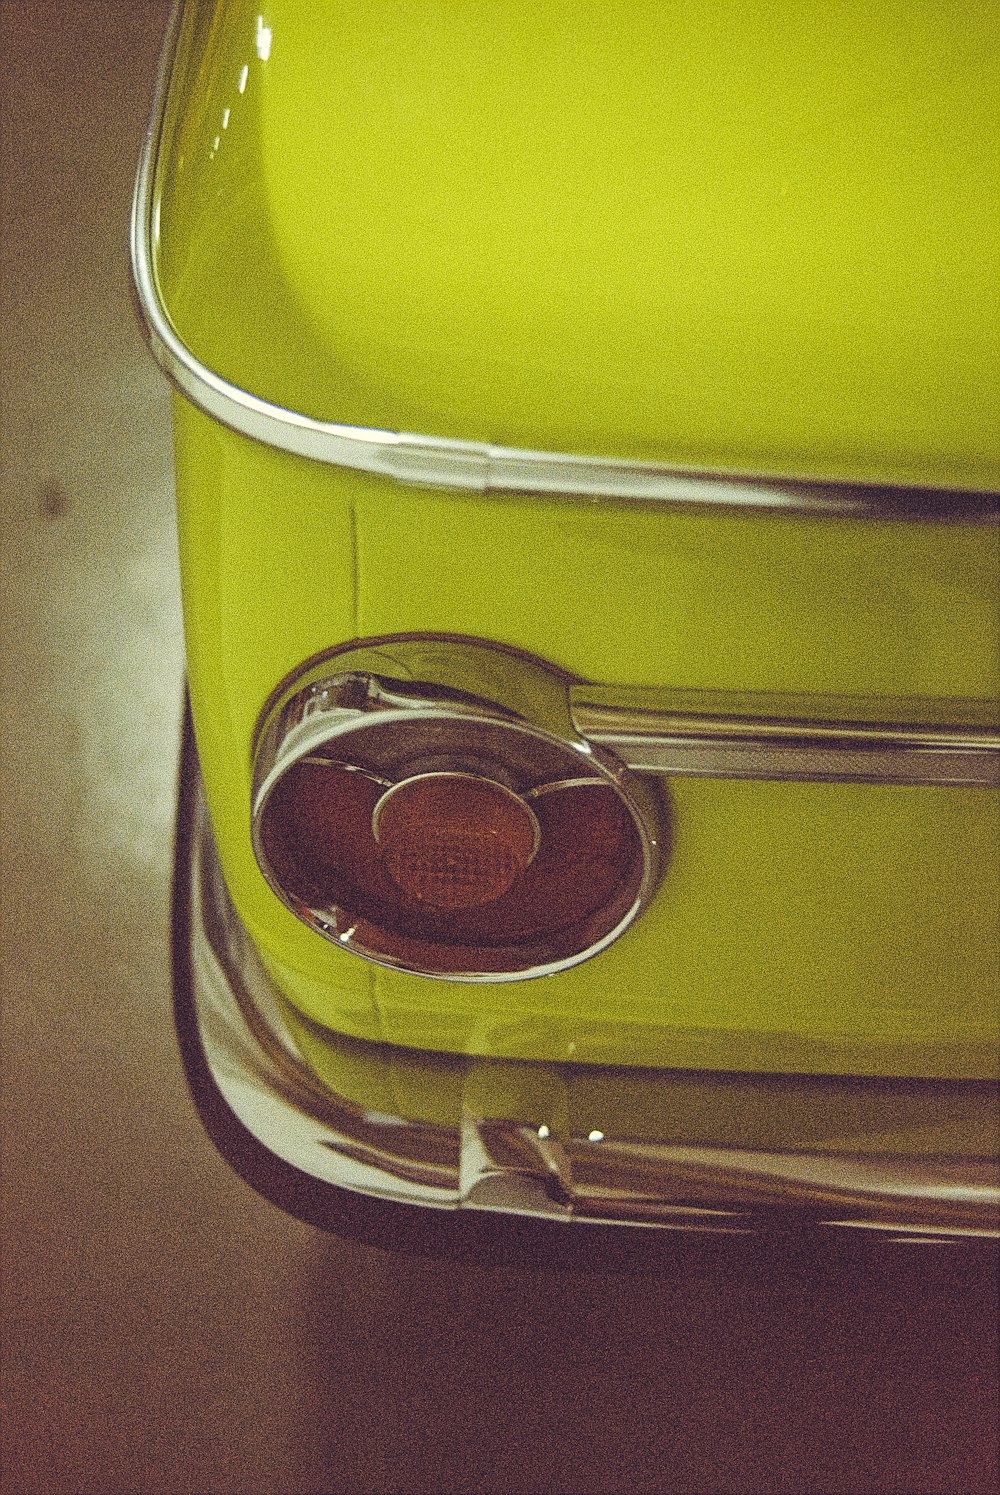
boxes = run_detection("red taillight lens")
[258,760,648,977]
[250,639,663,980]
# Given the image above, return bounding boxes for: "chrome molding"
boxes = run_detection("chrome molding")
[572,685,1000,788]
[131,3,999,523]
[254,636,1000,792]
[186,764,1000,1241]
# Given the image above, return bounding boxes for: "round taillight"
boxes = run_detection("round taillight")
[251,638,665,980]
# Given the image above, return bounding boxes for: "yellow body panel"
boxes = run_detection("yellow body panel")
[158,1,1000,1079]
[159,0,1000,487]
[175,402,999,1078]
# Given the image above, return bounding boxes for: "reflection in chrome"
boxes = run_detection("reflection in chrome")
[187,772,1000,1241]
[298,755,390,785]
[132,4,999,523]
[523,776,608,801]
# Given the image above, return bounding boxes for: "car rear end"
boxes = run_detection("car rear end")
[132,0,1000,1248]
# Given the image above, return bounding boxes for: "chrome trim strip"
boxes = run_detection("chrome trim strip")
[187,767,1000,1240]
[131,4,999,523]
[572,687,1000,788]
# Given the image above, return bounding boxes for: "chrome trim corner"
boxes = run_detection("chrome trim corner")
[131,3,999,523]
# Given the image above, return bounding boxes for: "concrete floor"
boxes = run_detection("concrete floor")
[1,4,997,1493]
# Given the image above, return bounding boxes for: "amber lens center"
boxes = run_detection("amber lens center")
[372,774,539,910]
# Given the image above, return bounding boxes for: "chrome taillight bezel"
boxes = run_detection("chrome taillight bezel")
[250,636,666,981]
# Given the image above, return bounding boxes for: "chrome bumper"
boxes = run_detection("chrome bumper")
[173,717,999,1250]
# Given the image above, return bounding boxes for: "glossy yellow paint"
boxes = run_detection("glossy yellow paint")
[158,2,1000,1078]
[158,0,1000,488]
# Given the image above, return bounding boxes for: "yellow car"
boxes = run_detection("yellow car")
[132,0,1000,1252]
